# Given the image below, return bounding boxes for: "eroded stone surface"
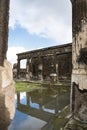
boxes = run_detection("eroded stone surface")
[0,60,15,128]
[0,0,10,66]
[71,0,87,123]
[0,60,13,88]
[16,43,72,82]
[72,22,87,90]
[64,118,87,130]
[0,86,15,125]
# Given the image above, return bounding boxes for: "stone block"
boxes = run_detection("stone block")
[72,72,87,90]
[0,60,13,88]
[0,60,15,128]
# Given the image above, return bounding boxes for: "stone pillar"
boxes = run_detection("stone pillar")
[0,0,9,66]
[0,60,15,128]
[0,0,15,129]
[38,64,43,81]
[56,63,58,82]
[28,58,32,80]
[41,64,43,81]
[26,59,30,81]
[17,58,20,79]
[71,0,87,122]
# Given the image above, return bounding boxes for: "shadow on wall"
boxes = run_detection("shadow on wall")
[77,48,87,65]
[0,94,11,130]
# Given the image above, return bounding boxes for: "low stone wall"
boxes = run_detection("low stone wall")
[0,60,15,129]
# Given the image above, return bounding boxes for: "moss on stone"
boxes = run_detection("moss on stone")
[53,105,71,130]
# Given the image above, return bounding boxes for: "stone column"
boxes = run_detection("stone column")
[56,63,58,82]
[0,0,15,129]
[17,58,20,79]
[71,0,87,122]
[38,64,43,81]
[26,58,30,81]
[0,0,9,66]
[0,50,15,128]
[40,64,43,81]
[41,57,44,81]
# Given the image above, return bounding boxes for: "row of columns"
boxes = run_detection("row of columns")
[17,55,59,82]
[25,56,59,82]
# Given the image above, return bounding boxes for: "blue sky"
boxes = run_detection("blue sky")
[8,25,55,50]
[7,0,72,66]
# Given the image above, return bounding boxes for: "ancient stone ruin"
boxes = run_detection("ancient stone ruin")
[0,0,87,129]
[71,0,87,123]
[0,0,15,129]
[15,43,72,82]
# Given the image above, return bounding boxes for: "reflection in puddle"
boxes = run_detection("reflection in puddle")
[42,106,55,114]
[8,87,70,130]
[30,99,40,109]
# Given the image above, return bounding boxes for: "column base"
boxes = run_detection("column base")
[71,72,87,123]
[64,118,87,130]
[0,60,15,128]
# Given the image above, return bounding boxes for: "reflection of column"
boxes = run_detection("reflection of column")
[39,104,43,110]
[56,64,58,82]
[26,92,30,106]
[17,93,20,107]
[55,90,59,114]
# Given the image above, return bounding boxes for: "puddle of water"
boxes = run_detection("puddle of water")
[8,86,70,130]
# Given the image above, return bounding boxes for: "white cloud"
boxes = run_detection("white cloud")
[7,46,27,66]
[9,0,72,44]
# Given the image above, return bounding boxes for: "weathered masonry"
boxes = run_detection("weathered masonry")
[0,0,8,66]
[0,0,15,129]
[71,0,87,123]
[16,43,72,82]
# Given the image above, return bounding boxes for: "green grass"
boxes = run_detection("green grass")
[15,81,70,93]
[15,81,43,92]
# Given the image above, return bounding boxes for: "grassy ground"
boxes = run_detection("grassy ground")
[15,80,71,92]
[15,81,44,92]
